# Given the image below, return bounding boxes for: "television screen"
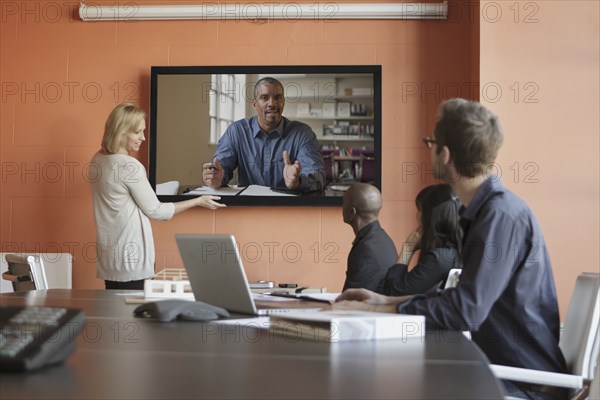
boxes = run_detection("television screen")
[149,65,382,206]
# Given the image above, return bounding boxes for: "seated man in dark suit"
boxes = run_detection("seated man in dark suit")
[341,183,398,292]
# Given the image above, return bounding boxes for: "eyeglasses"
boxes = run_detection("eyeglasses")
[422,137,437,149]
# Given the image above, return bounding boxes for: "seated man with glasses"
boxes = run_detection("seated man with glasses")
[336,98,567,400]
[422,137,437,148]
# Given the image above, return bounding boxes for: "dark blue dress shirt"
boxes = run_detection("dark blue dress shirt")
[398,177,567,373]
[212,116,325,191]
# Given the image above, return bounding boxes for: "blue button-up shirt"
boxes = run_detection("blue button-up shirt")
[398,177,567,373]
[212,116,325,192]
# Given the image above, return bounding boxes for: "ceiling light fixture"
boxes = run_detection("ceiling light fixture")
[79,2,448,21]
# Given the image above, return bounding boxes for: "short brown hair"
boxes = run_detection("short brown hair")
[253,77,284,99]
[101,103,146,154]
[434,99,503,178]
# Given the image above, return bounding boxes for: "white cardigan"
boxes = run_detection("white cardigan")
[90,153,175,281]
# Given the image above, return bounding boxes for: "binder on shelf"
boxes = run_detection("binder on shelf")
[350,104,369,116]
[309,107,322,118]
[296,103,311,117]
[337,102,351,118]
[343,87,373,96]
[322,103,336,118]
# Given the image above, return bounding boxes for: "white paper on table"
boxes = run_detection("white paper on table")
[184,186,244,196]
[252,294,301,302]
[211,317,270,328]
[240,185,298,197]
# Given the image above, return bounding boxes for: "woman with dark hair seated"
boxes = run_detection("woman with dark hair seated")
[379,184,462,295]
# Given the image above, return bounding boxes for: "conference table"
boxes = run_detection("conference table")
[0,290,504,399]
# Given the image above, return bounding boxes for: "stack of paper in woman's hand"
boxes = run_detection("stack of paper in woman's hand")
[269,310,425,342]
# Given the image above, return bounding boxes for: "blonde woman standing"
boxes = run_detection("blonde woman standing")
[90,103,225,290]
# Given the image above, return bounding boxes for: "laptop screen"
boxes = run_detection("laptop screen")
[176,234,258,315]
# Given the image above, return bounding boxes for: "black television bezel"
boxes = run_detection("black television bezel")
[149,65,382,207]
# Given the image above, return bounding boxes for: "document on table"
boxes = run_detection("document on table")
[183,185,299,197]
[252,294,299,302]
[212,316,271,328]
[240,185,298,197]
[183,186,245,196]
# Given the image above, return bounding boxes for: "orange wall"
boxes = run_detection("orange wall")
[2,1,478,292]
[480,0,600,314]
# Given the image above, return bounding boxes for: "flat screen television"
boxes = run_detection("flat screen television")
[149,65,382,206]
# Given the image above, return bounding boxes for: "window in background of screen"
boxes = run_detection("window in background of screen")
[209,74,247,145]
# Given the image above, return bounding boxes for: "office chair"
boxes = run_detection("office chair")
[321,148,339,184]
[2,254,49,291]
[357,149,375,183]
[331,153,363,183]
[490,273,600,400]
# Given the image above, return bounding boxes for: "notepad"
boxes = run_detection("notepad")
[182,185,299,197]
[267,293,333,304]
[183,186,244,196]
[240,185,298,197]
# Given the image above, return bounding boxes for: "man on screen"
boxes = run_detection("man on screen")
[202,77,326,192]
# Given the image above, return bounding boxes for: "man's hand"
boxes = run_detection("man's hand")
[335,288,390,304]
[282,150,301,190]
[334,288,412,314]
[202,158,224,189]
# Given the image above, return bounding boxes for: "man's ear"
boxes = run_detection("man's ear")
[350,207,358,220]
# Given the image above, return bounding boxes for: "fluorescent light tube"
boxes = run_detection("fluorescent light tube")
[79,2,448,21]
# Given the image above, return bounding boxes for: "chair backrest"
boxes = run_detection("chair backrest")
[359,149,375,183]
[1,254,49,291]
[559,273,600,379]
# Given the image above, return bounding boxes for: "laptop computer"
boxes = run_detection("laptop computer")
[176,234,322,315]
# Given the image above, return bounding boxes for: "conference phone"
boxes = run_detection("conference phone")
[0,305,85,372]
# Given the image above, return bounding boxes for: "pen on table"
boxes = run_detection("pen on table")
[183,186,200,194]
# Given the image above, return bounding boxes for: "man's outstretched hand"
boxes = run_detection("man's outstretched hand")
[202,158,224,189]
[283,150,301,190]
